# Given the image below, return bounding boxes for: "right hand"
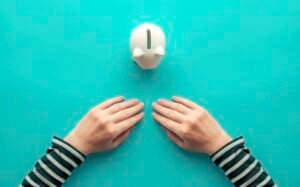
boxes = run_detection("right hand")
[64,96,144,155]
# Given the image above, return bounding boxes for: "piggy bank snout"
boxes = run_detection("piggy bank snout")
[133,47,165,58]
[133,48,165,69]
[134,55,163,69]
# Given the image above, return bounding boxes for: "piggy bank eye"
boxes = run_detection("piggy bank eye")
[147,29,151,49]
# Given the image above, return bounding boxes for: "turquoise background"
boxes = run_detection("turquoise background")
[0,0,299,186]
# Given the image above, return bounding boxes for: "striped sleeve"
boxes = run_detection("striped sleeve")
[210,137,277,187]
[20,136,86,187]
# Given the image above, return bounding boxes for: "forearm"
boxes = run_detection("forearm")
[20,137,86,187]
[211,137,276,187]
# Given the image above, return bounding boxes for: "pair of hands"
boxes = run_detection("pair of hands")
[64,96,232,156]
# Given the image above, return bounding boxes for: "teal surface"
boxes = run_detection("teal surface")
[0,0,300,186]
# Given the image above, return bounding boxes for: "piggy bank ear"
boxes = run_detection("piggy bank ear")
[154,46,165,56]
[133,48,144,58]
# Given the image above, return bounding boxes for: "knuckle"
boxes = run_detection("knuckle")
[159,117,167,124]
[161,118,167,124]
[197,109,208,119]
[174,103,181,109]
[104,127,115,137]
[182,127,190,136]
[181,127,192,137]
[97,115,112,125]
[112,104,121,111]
[158,116,165,122]
[129,118,135,124]
[166,110,173,117]
[105,118,113,125]
[97,117,106,125]
[88,109,99,120]
[131,116,139,123]
[187,116,198,125]
[123,110,131,117]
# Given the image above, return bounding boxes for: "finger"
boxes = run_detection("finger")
[157,99,190,114]
[161,126,184,144]
[165,129,185,148]
[111,103,144,123]
[172,96,199,110]
[112,127,133,148]
[152,103,185,123]
[160,126,184,143]
[96,96,124,110]
[114,113,144,137]
[106,99,140,114]
[152,112,182,138]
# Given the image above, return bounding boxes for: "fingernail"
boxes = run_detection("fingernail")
[172,96,179,100]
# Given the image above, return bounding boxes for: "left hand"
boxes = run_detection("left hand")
[152,96,232,155]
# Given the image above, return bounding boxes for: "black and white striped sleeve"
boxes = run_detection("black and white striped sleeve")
[20,136,86,187]
[210,137,277,187]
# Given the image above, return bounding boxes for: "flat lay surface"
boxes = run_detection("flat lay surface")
[0,0,299,186]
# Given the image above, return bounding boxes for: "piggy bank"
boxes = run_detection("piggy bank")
[130,23,166,69]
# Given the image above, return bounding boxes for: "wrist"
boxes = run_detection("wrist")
[64,131,92,156]
[207,132,232,155]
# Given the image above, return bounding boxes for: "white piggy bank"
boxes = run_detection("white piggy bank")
[130,23,166,69]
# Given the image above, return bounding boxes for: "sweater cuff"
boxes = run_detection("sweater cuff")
[210,136,245,163]
[52,136,86,164]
